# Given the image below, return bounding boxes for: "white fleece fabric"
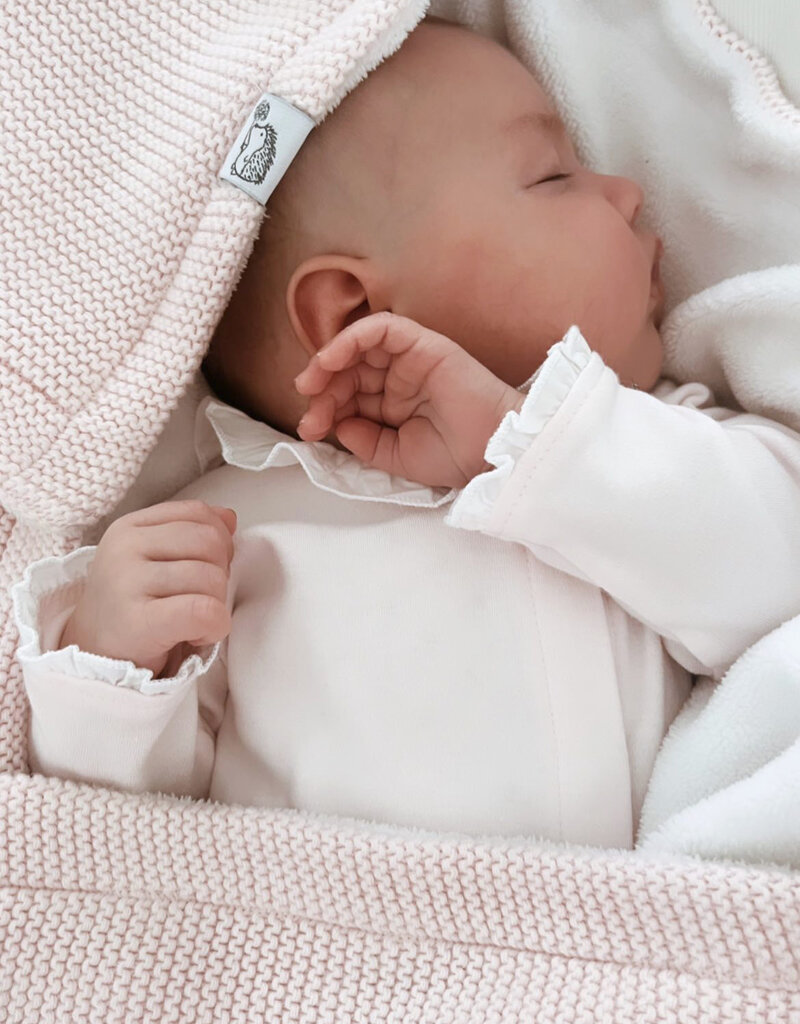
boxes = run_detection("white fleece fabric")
[638,617,800,866]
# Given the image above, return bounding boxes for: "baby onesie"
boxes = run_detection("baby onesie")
[14,328,800,848]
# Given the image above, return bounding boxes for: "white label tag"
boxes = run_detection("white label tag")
[219,93,315,206]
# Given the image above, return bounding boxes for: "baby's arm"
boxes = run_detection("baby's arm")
[12,500,235,797]
[449,330,800,677]
[297,314,800,678]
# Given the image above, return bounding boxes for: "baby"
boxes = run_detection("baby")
[16,19,800,849]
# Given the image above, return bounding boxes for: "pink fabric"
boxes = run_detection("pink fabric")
[1,0,798,1020]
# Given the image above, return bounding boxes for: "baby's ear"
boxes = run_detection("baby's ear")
[286,255,372,355]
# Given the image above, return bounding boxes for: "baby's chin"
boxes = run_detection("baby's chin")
[627,321,664,391]
[612,319,663,391]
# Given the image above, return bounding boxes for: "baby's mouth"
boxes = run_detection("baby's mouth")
[650,260,662,294]
[649,287,665,328]
[650,237,664,284]
[647,238,665,319]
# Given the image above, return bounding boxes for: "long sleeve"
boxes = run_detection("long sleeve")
[448,327,800,678]
[11,546,226,798]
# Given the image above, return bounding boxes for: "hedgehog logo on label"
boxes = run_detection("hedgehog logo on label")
[229,100,278,184]
[220,92,313,206]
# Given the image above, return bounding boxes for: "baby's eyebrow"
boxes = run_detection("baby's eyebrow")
[502,110,567,142]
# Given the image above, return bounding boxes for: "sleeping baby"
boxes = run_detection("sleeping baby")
[15,18,800,849]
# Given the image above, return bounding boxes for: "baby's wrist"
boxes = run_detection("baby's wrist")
[58,611,87,652]
[475,387,525,476]
[58,606,99,654]
[490,387,525,436]
[508,391,526,417]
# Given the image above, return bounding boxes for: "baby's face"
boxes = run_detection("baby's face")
[352,22,664,390]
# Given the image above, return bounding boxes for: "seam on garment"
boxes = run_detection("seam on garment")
[694,0,800,126]
[494,365,598,536]
[525,552,562,839]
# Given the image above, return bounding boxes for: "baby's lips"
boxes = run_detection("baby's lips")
[651,236,664,279]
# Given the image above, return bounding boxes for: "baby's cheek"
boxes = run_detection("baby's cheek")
[601,249,651,334]
[395,229,492,334]
[433,230,490,308]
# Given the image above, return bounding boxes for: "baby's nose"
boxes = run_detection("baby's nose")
[600,174,644,226]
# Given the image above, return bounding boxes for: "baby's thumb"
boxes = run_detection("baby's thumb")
[210,505,237,535]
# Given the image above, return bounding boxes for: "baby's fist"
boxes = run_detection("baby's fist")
[59,500,237,677]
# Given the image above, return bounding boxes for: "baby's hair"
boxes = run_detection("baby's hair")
[203,244,271,421]
[203,187,297,425]
[203,83,340,426]
[205,15,450,427]
[203,101,340,429]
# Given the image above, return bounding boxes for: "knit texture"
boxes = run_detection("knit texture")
[1,774,799,1022]
[1,1,799,1020]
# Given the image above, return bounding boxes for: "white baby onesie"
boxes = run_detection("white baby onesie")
[13,328,800,849]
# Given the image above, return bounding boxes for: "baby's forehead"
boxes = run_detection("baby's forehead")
[277,22,560,244]
[343,22,559,163]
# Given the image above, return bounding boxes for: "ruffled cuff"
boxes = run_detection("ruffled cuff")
[11,546,219,697]
[446,326,593,532]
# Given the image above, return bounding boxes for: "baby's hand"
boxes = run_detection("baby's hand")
[59,500,237,678]
[294,312,524,489]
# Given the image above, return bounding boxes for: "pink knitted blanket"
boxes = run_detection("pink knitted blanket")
[1,1,798,1020]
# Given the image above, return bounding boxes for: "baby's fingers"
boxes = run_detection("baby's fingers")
[129,500,236,535]
[299,389,386,442]
[144,593,231,650]
[297,393,341,441]
[295,312,419,396]
[335,418,406,477]
[297,363,385,440]
[314,362,386,406]
[294,356,334,397]
[144,559,229,604]
[295,344,388,399]
[294,347,386,397]
[322,313,414,369]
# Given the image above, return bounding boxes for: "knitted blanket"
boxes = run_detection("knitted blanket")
[1,1,799,1021]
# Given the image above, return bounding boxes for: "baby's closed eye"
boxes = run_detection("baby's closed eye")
[534,172,572,185]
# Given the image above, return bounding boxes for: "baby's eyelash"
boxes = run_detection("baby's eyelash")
[524,172,571,189]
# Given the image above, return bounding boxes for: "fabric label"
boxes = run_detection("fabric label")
[219,93,315,206]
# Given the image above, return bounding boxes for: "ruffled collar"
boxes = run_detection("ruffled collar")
[196,397,456,508]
